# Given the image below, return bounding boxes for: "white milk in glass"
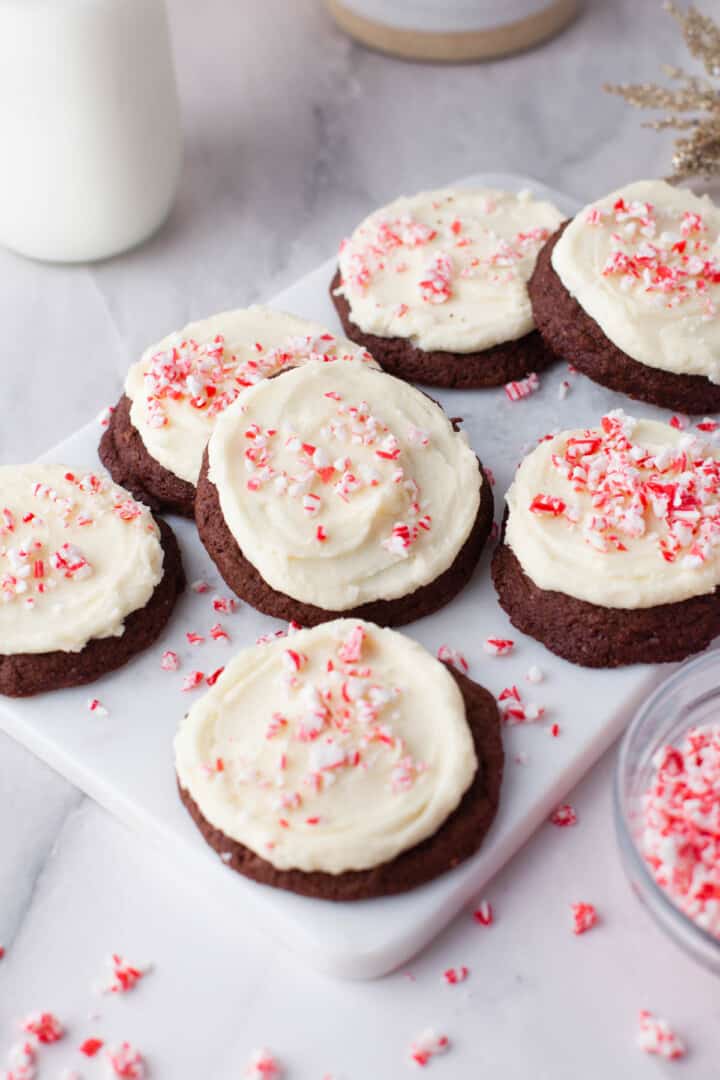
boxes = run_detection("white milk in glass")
[0,0,182,262]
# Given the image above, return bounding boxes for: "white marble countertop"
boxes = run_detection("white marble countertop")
[1,1,719,1076]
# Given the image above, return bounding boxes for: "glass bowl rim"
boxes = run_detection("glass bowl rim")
[613,649,720,960]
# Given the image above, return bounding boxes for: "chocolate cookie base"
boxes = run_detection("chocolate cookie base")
[0,519,185,697]
[329,269,555,389]
[529,222,720,414]
[99,394,196,517]
[195,449,494,628]
[177,666,503,901]
[492,539,720,668]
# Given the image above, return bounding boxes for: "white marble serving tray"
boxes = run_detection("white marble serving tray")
[0,174,685,978]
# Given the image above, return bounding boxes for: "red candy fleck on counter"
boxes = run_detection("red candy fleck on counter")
[244,1048,283,1078]
[21,1012,64,1044]
[550,804,578,827]
[637,1010,686,1061]
[408,1030,450,1067]
[571,902,599,935]
[473,899,494,926]
[107,1041,146,1079]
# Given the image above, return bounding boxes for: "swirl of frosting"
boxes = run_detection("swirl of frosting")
[125,306,376,484]
[174,619,477,873]
[552,180,720,382]
[336,187,563,353]
[0,465,163,654]
[207,360,481,609]
[505,411,720,609]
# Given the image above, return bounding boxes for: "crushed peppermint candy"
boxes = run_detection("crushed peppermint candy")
[99,953,150,994]
[98,405,115,428]
[472,899,494,926]
[408,1029,450,1068]
[106,1041,145,1079]
[138,330,371,431]
[185,631,205,646]
[637,1010,686,1061]
[181,670,205,692]
[550,804,577,827]
[497,685,545,726]
[79,1037,104,1057]
[87,698,109,717]
[21,1012,64,1044]
[571,902,599,935]
[436,645,468,673]
[212,594,237,614]
[5,1039,36,1078]
[525,665,544,684]
[443,966,469,985]
[0,471,152,612]
[160,650,180,671]
[243,1048,283,1079]
[505,372,539,402]
[589,195,720,310]
[241,395,434,560]
[640,723,720,937]
[190,579,210,594]
[531,410,720,567]
[483,637,514,657]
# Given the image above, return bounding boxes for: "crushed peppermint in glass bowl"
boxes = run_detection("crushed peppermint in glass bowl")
[615,650,720,974]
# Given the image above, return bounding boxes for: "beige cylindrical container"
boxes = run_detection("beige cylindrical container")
[327,0,578,62]
[0,0,182,263]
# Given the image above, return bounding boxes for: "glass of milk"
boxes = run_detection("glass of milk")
[0,0,182,262]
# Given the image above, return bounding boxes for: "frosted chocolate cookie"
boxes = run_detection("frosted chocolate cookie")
[529,180,720,412]
[195,359,493,626]
[0,465,184,696]
[99,306,377,516]
[330,187,564,388]
[175,619,503,900]
[492,411,720,667]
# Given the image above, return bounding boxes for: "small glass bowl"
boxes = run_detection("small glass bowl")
[614,649,720,975]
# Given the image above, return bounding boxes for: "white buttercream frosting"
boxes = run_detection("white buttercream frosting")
[207,359,481,609]
[552,179,720,382]
[125,306,377,484]
[505,411,720,609]
[336,186,564,353]
[0,465,164,654]
[174,619,477,873]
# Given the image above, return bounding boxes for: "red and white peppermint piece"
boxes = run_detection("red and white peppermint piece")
[443,966,469,985]
[212,594,238,614]
[100,953,150,994]
[79,1037,104,1057]
[338,624,365,664]
[206,667,225,687]
[550,804,577,827]
[210,622,230,643]
[637,1010,686,1061]
[87,698,108,717]
[525,665,544,684]
[571,902,598,935]
[436,645,468,674]
[5,1039,36,1080]
[181,670,204,691]
[408,1030,450,1067]
[504,372,539,402]
[160,650,180,671]
[185,631,205,646]
[190,579,210,594]
[106,1042,145,1079]
[483,637,514,657]
[21,1012,64,1044]
[473,900,493,926]
[244,1048,283,1079]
